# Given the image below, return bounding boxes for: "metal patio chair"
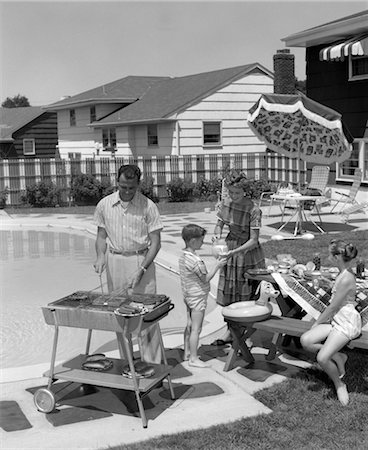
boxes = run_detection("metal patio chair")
[330,168,362,213]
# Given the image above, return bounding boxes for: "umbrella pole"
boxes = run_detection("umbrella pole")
[297,115,305,193]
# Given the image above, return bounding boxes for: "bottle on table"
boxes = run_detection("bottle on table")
[356,258,365,279]
[313,253,321,271]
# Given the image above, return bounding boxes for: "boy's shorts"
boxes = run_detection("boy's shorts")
[184,295,207,312]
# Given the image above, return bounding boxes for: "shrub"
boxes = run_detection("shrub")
[0,187,9,209]
[70,174,104,205]
[193,177,222,201]
[140,176,159,203]
[166,177,194,202]
[101,178,115,198]
[20,181,62,207]
[243,178,276,200]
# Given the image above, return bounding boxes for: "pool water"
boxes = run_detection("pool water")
[0,228,187,369]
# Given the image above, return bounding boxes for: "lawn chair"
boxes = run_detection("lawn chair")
[330,168,362,213]
[304,165,330,195]
[340,201,368,223]
[301,165,330,216]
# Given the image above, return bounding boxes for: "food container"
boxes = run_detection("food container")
[212,238,228,258]
[276,254,297,268]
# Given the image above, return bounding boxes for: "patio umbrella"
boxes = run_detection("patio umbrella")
[247,93,353,189]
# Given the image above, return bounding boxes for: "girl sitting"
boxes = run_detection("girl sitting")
[301,239,361,405]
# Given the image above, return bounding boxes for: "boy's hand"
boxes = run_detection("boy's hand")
[217,257,227,268]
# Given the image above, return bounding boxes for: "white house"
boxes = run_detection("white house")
[45,63,273,159]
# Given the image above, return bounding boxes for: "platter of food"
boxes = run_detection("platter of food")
[245,268,272,276]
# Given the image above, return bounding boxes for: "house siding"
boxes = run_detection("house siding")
[306,45,368,139]
[9,112,57,159]
[55,71,273,158]
[176,72,273,155]
[57,103,129,157]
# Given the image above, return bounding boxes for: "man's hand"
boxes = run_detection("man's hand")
[131,267,146,289]
[94,257,106,274]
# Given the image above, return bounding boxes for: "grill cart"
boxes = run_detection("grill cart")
[34,291,175,428]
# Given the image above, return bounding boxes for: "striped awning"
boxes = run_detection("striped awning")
[320,33,368,61]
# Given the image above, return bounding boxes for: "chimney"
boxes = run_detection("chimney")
[273,49,296,94]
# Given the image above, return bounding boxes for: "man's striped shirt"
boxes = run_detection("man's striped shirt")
[94,191,163,252]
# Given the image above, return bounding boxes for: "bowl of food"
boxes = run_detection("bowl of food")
[277,254,297,268]
[291,264,307,277]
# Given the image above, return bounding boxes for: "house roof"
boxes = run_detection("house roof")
[93,63,272,126]
[282,9,368,48]
[45,76,170,110]
[0,107,45,142]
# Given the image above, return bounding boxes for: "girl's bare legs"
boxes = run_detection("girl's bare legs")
[301,325,350,405]
[188,309,207,368]
[183,307,191,361]
[331,352,348,379]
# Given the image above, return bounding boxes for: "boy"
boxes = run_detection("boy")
[179,224,226,368]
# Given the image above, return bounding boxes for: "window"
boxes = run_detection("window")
[203,122,221,146]
[102,128,116,150]
[337,139,368,182]
[90,106,96,122]
[68,152,81,160]
[349,55,368,81]
[147,124,158,146]
[23,139,35,155]
[69,109,76,126]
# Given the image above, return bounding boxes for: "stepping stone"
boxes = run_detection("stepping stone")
[0,401,32,431]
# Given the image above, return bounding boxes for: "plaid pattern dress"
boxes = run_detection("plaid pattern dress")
[216,197,265,306]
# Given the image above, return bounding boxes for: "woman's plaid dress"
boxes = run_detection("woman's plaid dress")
[216,197,265,306]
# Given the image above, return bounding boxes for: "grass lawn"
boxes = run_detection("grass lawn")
[262,230,368,265]
[111,348,368,450]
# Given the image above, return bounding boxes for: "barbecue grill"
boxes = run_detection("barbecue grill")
[34,290,175,428]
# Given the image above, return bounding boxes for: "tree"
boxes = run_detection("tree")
[2,94,31,108]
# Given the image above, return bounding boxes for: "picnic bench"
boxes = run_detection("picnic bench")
[223,315,368,372]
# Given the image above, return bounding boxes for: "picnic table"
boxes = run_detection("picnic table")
[223,270,368,371]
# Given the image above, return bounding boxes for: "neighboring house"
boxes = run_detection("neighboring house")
[0,107,58,159]
[44,64,273,159]
[282,9,368,186]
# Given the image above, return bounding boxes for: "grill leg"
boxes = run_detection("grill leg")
[120,332,148,428]
[47,319,59,389]
[156,324,175,400]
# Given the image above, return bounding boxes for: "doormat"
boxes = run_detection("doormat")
[0,401,32,432]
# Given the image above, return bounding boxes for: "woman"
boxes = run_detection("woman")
[300,240,360,406]
[211,170,266,345]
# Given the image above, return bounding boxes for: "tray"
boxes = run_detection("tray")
[245,268,272,276]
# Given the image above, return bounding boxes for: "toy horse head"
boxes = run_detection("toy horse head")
[255,280,279,307]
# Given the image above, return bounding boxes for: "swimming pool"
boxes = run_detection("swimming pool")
[0,227,191,372]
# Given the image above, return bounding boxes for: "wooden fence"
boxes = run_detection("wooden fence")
[0,153,306,205]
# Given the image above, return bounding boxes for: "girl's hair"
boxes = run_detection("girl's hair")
[329,239,358,262]
[224,169,248,190]
[181,224,207,244]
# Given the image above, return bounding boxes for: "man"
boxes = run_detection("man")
[94,164,163,363]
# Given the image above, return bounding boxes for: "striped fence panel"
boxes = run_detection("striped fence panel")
[0,153,306,206]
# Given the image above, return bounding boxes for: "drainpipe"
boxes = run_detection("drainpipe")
[174,121,180,156]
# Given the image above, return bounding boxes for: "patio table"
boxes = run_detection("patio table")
[270,193,326,236]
